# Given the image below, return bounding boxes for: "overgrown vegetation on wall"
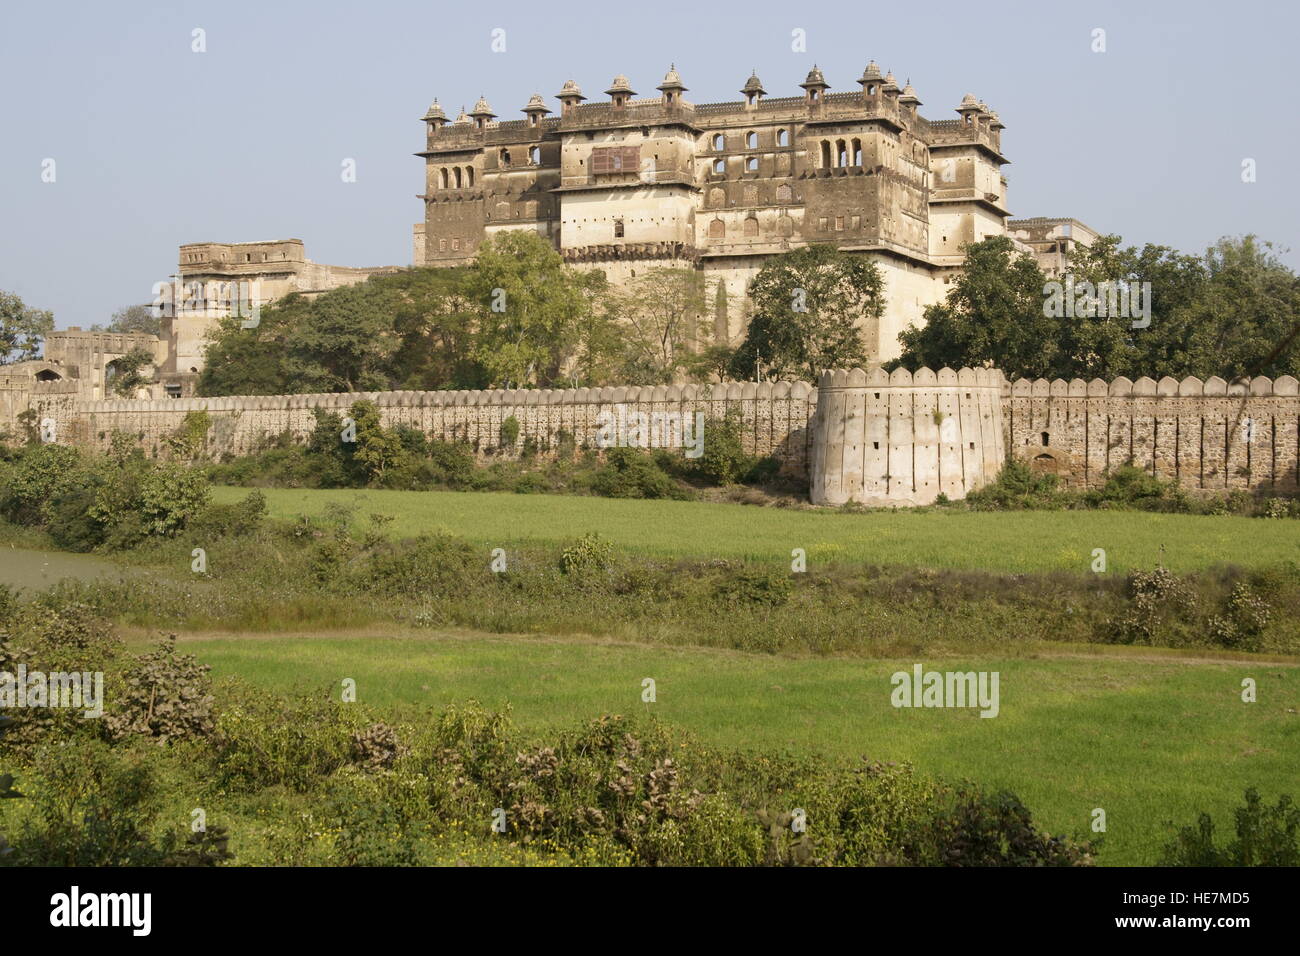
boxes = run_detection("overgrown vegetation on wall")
[200,400,784,498]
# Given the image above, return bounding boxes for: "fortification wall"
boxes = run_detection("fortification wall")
[811,366,1006,506]
[54,382,818,471]
[1006,374,1300,492]
[10,369,1300,504]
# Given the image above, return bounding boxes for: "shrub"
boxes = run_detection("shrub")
[212,687,361,792]
[104,636,216,744]
[1109,566,1198,646]
[714,567,794,609]
[1,740,168,866]
[687,412,755,486]
[559,532,614,577]
[0,444,85,525]
[1085,465,1189,511]
[350,722,409,772]
[1208,583,1272,651]
[499,415,520,450]
[189,490,267,539]
[588,447,688,499]
[1162,789,1299,866]
[965,459,1063,510]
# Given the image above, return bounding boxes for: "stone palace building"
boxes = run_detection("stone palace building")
[413,63,1095,361]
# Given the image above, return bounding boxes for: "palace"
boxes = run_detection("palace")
[414,64,1094,361]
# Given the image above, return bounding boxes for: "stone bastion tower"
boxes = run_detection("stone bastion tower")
[810,366,1006,506]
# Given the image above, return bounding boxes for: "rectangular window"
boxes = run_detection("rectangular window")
[591,145,640,174]
[819,217,828,231]
[835,217,845,231]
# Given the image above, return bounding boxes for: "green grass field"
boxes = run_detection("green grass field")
[151,627,1298,866]
[213,485,1300,573]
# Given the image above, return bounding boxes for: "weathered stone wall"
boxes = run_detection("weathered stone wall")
[811,366,1006,506]
[11,370,1300,503]
[53,382,818,472]
[1006,374,1300,492]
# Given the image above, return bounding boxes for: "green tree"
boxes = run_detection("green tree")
[106,348,155,396]
[285,282,403,392]
[385,268,485,389]
[0,290,54,365]
[466,231,605,387]
[93,304,161,337]
[894,237,1060,378]
[605,268,709,384]
[729,244,880,381]
[349,400,408,484]
[197,296,301,395]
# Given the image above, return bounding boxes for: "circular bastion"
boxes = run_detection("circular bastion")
[810,366,1006,507]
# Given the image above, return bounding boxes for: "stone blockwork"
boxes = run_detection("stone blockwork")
[13,370,1300,505]
[811,366,1006,507]
[55,382,818,473]
[1007,375,1300,492]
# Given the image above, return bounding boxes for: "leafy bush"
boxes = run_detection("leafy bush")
[588,447,689,499]
[212,687,361,792]
[687,412,756,486]
[1162,789,1299,866]
[188,490,267,539]
[1208,583,1272,651]
[559,532,614,577]
[1085,465,1189,511]
[965,459,1065,510]
[0,444,85,525]
[498,415,520,450]
[0,740,202,867]
[104,636,215,744]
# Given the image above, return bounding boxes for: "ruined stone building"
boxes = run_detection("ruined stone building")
[159,239,401,392]
[414,64,1095,361]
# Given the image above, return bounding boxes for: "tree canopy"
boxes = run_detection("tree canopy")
[728,244,881,381]
[0,290,53,365]
[894,235,1300,381]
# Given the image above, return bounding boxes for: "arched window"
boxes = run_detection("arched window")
[743,216,759,237]
[820,141,831,169]
[776,128,789,147]
[712,133,725,151]
[745,157,758,172]
[466,166,474,187]
[708,187,725,206]
[439,168,448,189]
[499,148,512,167]
[713,159,725,174]
[836,140,848,167]
[529,146,540,164]
[708,218,725,239]
[746,131,757,148]
[852,139,862,166]
[453,167,462,188]
[776,184,793,203]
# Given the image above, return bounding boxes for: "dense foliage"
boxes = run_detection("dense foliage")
[895,235,1300,381]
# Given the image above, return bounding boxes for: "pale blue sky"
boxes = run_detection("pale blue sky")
[1,0,1295,329]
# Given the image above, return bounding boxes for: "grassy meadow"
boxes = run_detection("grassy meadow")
[140,627,1299,866]
[211,485,1300,574]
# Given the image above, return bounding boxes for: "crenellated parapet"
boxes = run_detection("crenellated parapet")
[14,368,1300,503]
[54,381,819,473]
[1005,374,1300,491]
[811,366,1006,507]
